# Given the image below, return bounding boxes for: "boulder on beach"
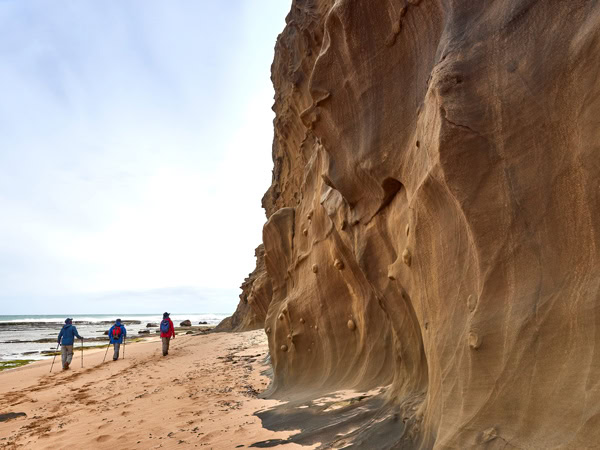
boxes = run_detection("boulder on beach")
[179,320,192,327]
[138,330,150,334]
[103,331,109,335]
[146,323,158,328]
[199,321,208,325]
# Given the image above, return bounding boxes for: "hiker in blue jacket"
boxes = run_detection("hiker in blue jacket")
[57,318,83,370]
[108,319,127,361]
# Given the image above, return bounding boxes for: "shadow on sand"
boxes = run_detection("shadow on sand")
[250,389,417,449]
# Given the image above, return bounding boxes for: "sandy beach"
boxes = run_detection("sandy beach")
[0,330,312,449]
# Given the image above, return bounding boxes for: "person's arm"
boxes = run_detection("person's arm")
[122,325,127,339]
[58,328,63,345]
[108,326,113,342]
[74,326,83,340]
[170,319,175,338]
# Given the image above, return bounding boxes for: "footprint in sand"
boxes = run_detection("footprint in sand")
[199,431,219,443]
[96,435,111,442]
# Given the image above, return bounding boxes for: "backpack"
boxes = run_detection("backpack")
[160,319,170,334]
[112,326,122,340]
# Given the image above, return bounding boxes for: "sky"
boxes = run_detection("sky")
[0,1,291,314]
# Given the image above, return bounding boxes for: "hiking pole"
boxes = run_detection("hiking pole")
[102,341,111,363]
[50,343,60,373]
[81,338,84,368]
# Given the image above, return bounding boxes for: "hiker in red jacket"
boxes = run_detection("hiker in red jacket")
[159,312,175,356]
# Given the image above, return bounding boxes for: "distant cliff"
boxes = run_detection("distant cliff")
[222,0,600,447]
[216,244,269,332]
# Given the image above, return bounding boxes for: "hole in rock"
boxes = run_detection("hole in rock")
[375,178,403,215]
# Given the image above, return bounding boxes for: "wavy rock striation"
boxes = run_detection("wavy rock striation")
[223,0,600,447]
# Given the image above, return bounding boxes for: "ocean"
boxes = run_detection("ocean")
[0,313,229,361]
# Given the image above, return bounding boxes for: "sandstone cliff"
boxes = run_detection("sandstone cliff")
[226,0,600,447]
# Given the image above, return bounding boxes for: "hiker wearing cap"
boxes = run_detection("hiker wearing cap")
[108,319,127,361]
[57,318,83,370]
[159,312,175,356]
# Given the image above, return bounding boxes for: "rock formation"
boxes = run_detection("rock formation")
[224,0,600,447]
[216,245,270,332]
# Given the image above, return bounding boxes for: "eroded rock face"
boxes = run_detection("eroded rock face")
[216,245,270,332]
[228,0,600,447]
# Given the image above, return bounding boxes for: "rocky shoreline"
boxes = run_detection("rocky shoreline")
[0,320,217,364]
[2,325,214,344]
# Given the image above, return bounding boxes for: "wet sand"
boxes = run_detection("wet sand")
[0,330,311,449]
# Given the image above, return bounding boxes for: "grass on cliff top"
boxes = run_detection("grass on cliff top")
[0,360,33,371]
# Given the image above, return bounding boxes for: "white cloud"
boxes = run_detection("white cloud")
[0,1,291,313]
